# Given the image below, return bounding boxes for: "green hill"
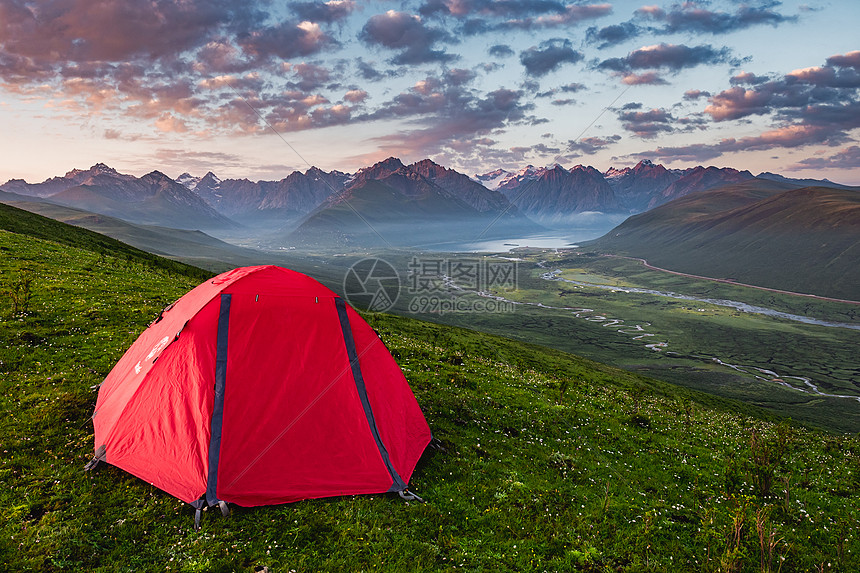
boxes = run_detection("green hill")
[1,212,859,571]
[4,200,270,272]
[590,181,860,301]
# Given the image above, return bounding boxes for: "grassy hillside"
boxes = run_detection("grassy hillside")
[590,182,860,301]
[0,202,212,280]
[1,216,859,571]
[4,200,274,272]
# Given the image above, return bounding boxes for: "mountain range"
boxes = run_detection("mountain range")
[1,164,235,231]
[3,156,859,300]
[588,179,860,300]
[5,158,846,231]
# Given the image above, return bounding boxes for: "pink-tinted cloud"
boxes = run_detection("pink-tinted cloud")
[683,89,710,100]
[730,71,770,85]
[0,0,350,133]
[620,71,668,85]
[705,86,776,121]
[826,50,860,68]
[618,107,676,138]
[703,52,860,130]
[629,124,842,163]
[787,145,860,170]
[343,89,369,104]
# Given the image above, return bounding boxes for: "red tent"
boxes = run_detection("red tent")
[87,265,431,519]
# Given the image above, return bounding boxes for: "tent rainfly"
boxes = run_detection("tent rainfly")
[85,265,431,527]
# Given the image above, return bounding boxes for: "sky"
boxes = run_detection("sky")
[1,0,859,185]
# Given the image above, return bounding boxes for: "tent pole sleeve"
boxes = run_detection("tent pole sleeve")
[205,293,232,506]
[334,297,406,492]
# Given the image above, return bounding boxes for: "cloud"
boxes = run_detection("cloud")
[488,45,515,58]
[154,112,190,133]
[496,3,613,30]
[354,72,534,163]
[705,52,860,123]
[636,1,796,35]
[586,2,796,51]
[586,21,642,48]
[620,72,668,85]
[630,124,847,163]
[343,89,368,103]
[787,145,860,170]
[283,62,334,92]
[149,147,298,179]
[567,135,622,155]
[355,59,388,81]
[786,65,860,88]
[359,10,455,65]
[826,50,860,69]
[288,1,356,24]
[628,53,860,164]
[0,0,351,135]
[598,43,740,73]
[238,21,335,62]
[520,39,584,77]
[535,82,586,99]
[0,0,245,63]
[730,71,770,85]
[704,86,780,121]
[419,0,612,31]
[683,89,711,100]
[617,107,676,138]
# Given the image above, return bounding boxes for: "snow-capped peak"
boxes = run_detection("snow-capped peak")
[176,173,200,190]
[603,166,629,180]
[474,168,513,189]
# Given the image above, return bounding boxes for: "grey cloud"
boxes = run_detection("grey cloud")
[359,10,456,65]
[520,39,583,77]
[489,45,515,58]
[598,43,740,73]
[568,135,622,155]
[586,21,641,48]
[289,0,356,23]
[637,1,797,35]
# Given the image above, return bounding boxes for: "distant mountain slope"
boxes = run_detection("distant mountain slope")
[182,168,346,222]
[0,202,211,279]
[409,159,521,214]
[1,164,237,231]
[496,164,622,220]
[590,181,860,300]
[647,165,755,208]
[290,158,539,247]
[603,160,682,211]
[756,172,857,190]
[3,201,263,271]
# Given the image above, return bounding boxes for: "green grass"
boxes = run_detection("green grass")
[385,249,860,434]
[2,218,860,571]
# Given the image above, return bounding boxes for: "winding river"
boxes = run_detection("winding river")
[540,267,860,331]
[443,261,860,404]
